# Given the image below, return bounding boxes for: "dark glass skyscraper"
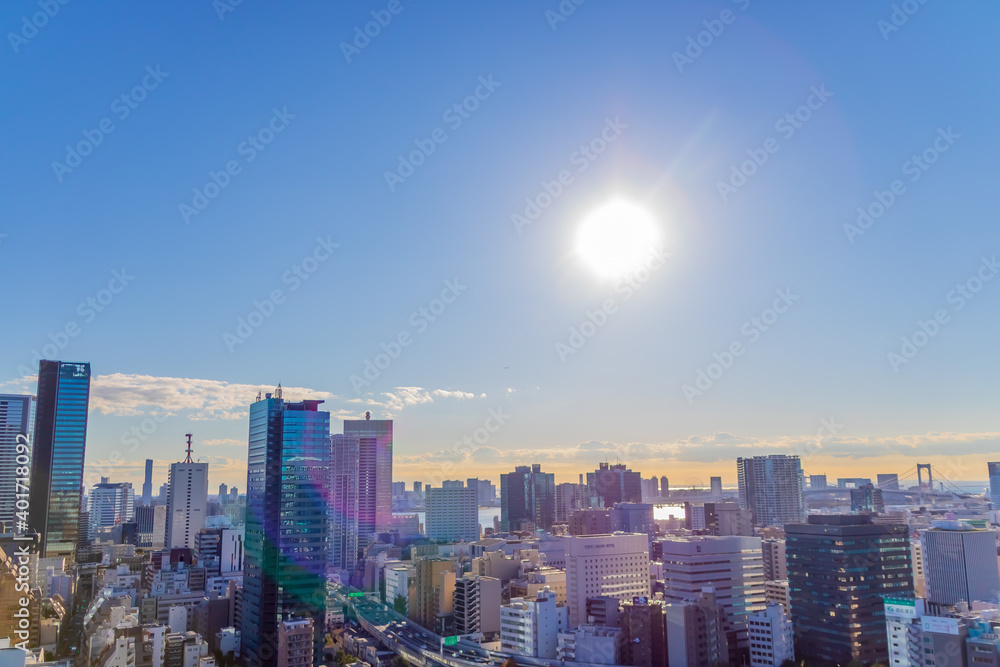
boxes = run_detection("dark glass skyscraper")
[0,394,34,531]
[586,462,642,508]
[28,360,91,558]
[786,515,913,665]
[500,464,555,531]
[242,394,330,667]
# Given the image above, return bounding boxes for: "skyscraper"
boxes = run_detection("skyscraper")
[710,476,722,496]
[142,458,153,506]
[242,393,330,667]
[329,433,359,572]
[660,476,669,497]
[28,360,91,559]
[988,462,1000,503]
[736,455,805,527]
[164,438,209,550]
[586,462,642,508]
[344,413,392,551]
[786,515,913,665]
[425,484,478,542]
[500,464,555,532]
[922,521,1000,606]
[0,394,34,531]
[89,479,135,530]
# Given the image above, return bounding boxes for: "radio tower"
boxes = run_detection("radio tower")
[184,434,193,463]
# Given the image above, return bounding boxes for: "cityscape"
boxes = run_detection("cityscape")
[3,3,999,667]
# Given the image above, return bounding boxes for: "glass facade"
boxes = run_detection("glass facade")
[344,416,392,553]
[28,360,90,558]
[500,464,555,532]
[0,394,33,530]
[242,396,329,667]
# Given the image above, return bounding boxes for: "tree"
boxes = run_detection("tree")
[393,594,408,616]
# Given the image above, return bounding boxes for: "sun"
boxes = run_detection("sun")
[576,199,661,279]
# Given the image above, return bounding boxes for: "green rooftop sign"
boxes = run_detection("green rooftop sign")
[348,591,364,598]
[884,597,915,607]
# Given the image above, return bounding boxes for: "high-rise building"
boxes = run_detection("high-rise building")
[989,462,1000,503]
[587,463,642,508]
[425,485,478,542]
[620,598,667,667]
[500,590,567,659]
[658,535,766,662]
[329,433,359,572]
[142,459,154,506]
[500,464,555,532]
[737,455,805,527]
[922,521,1000,606]
[344,413,393,552]
[454,574,501,639]
[89,480,135,530]
[761,538,786,581]
[242,394,330,667]
[850,483,885,514]
[555,483,588,524]
[410,557,456,630]
[710,476,723,496]
[809,474,827,490]
[663,588,729,667]
[786,515,913,665]
[0,394,34,531]
[565,533,649,627]
[218,483,228,500]
[165,439,209,550]
[660,476,669,497]
[466,478,496,505]
[28,360,91,559]
[747,603,794,667]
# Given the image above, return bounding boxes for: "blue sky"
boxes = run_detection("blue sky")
[2,1,999,491]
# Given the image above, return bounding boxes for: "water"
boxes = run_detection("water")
[394,507,501,529]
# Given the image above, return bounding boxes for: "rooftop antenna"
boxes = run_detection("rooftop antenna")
[365,411,371,421]
[184,434,193,463]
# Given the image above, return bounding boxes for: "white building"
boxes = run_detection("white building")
[425,485,479,542]
[747,603,794,667]
[89,480,135,530]
[454,575,501,638]
[165,461,209,550]
[500,589,567,659]
[736,455,805,526]
[910,538,926,598]
[884,596,924,667]
[922,521,1000,605]
[556,624,623,665]
[565,533,649,627]
[385,564,412,613]
[658,535,766,656]
[220,527,244,574]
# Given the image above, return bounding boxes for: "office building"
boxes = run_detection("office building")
[710,476,722,496]
[877,473,900,491]
[990,463,1000,503]
[454,574,501,639]
[329,433,360,571]
[277,618,314,667]
[242,393,330,667]
[786,515,913,665]
[410,557,455,631]
[658,535,766,661]
[466,478,496,505]
[425,485,478,542]
[0,394,33,531]
[28,360,91,558]
[747,603,794,667]
[89,480,135,530]
[664,588,729,667]
[556,624,623,665]
[344,413,393,550]
[764,580,789,615]
[587,462,642,508]
[922,521,1000,606]
[500,589,567,659]
[555,483,588,524]
[911,537,926,598]
[620,598,667,667]
[565,533,649,627]
[762,538,786,581]
[737,455,805,527]
[660,476,669,497]
[851,483,885,514]
[838,477,872,488]
[165,442,209,550]
[810,474,827,490]
[500,464,555,532]
[142,459,154,506]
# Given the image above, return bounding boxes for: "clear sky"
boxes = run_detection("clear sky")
[2,1,998,493]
